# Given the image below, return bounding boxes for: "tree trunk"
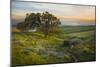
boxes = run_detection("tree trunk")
[44,21,49,38]
[44,34,47,38]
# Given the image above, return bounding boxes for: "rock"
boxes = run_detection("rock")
[63,40,72,47]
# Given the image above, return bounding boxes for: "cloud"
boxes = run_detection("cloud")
[11,1,95,25]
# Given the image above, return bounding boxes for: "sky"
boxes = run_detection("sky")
[12,1,96,26]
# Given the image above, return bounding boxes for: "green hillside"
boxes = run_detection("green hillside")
[12,26,96,66]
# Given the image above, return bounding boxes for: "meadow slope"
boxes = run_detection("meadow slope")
[12,26,96,66]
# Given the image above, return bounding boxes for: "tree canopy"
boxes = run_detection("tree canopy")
[17,11,62,37]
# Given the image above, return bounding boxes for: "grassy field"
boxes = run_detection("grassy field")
[11,26,96,66]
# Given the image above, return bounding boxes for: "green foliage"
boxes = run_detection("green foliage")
[17,12,62,37]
